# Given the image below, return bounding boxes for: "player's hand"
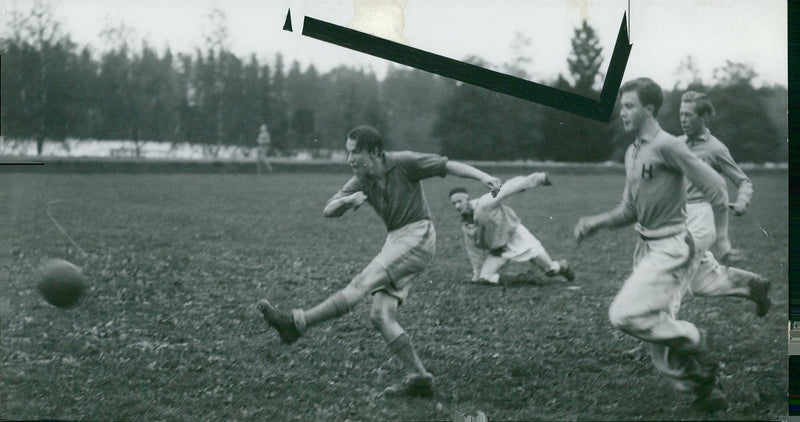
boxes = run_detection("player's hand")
[350,191,368,209]
[483,176,503,197]
[729,202,747,216]
[574,216,598,242]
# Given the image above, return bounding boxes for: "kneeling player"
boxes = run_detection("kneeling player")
[448,172,574,285]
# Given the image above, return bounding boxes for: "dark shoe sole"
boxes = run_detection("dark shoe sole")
[258,299,301,345]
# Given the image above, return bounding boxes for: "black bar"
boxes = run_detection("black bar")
[290,11,632,122]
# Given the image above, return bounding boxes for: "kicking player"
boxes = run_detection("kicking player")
[678,90,752,264]
[448,172,574,285]
[678,90,770,315]
[574,78,731,412]
[258,125,502,398]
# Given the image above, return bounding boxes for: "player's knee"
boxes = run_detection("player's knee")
[608,304,635,332]
[369,304,396,329]
[349,266,389,294]
[346,272,373,296]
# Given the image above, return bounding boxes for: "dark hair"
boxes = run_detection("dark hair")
[681,90,715,118]
[449,187,468,198]
[620,78,664,115]
[347,125,384,155]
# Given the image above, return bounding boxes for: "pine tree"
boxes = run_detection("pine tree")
[566,20,604,95]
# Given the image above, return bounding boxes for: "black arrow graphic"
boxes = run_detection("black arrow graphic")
[283,10,632,122]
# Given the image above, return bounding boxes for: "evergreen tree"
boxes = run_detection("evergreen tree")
[566,20,604,95]
[540,20,611,162]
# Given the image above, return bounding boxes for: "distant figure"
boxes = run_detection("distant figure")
[256,124,273,174]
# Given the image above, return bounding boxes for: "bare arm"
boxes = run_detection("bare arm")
[323,191,367,217]
[323,176,366,218]
[445,161,502,194]
[482,172,551,208]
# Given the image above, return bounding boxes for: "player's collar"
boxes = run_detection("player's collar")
[685,127,710,146]
[695,127,711,141]
[360,153,394,182]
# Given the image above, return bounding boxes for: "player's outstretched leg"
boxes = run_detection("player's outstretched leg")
[689,255,772,317]
[371,292,434,398]
[258,290,358,345]
[258,268,384,344]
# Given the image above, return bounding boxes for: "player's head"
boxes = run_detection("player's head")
[679,91,715,138]
[619,78,663,134]
[448,187,471,214]
[346,125,385,178]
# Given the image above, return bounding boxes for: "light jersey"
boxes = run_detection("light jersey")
[677,128,752,206]
[467,194,521,250]
[328,151,448,232]
[620,124,727,238]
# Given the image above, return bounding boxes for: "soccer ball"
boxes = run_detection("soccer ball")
[36,258,86,308]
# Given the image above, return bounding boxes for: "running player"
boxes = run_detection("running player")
[258,125,502,398]
[448,172,574,285]
[678,90,771,316]
[678,90,752,264]
[574,78,731,412]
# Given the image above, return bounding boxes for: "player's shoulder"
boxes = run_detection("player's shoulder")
[474,193,498,212]
[390,150,439,159]
[387,150,413,159]
[474,195,491,206]
[652,131,689,154]
[387,150,437,165]
[705,133,731,153]
[653,129,681,145]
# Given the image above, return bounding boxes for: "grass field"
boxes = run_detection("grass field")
[2,170,788,421]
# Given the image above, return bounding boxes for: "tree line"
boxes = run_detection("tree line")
[0,3,787,162]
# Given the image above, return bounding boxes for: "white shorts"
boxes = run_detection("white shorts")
[686,202,716,254]
[499,224,545,262]
[369,219,436,305]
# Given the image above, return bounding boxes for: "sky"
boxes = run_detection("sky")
[0,0,788,88]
